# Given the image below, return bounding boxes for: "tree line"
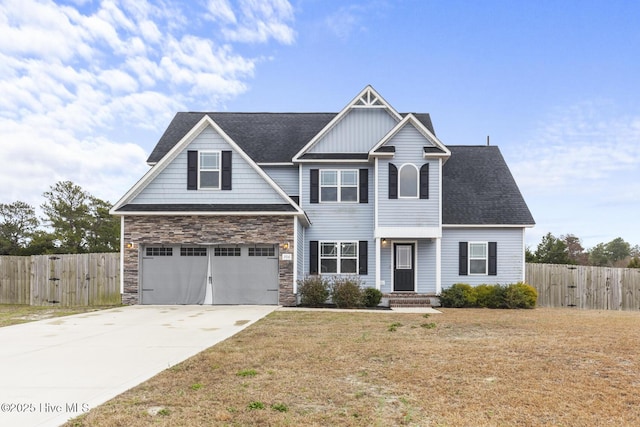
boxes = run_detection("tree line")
[0,181,119,255]
[527,232,640,268]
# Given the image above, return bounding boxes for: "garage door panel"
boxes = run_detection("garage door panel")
[142,245,278,305]
[212,246,278,305]
[141,246,207,304]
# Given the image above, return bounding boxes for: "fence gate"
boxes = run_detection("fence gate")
[47,255,62,305]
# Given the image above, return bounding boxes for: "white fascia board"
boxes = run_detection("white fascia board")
[257,162,294,166]
[112,209,311,227]
[375,227,442,239]
[294,158,371,164]
[370,114,451,158]
[111,210,300,217]
[442,224,535,228]
[368,152,394,160]
[292,85,402,161]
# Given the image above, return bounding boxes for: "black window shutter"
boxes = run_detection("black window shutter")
[310,241,319,275]
[388,163,398,199]
[187,150,198,190]
[310,169,319,204]
[459,242,468,275]
[488,242,497,276]
[420,163,429,199]
[358,241,368,275]
[221,151,232,190]
[359,169,368,203]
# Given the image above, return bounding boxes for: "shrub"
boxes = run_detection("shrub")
[439,283,476,308]
[363,287,383,307]
[297,276,330,306]
[503,282,538,309]
[475,284,505,309]
[331,276,364,308]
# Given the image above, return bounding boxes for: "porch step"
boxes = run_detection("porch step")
[386,294,434,308]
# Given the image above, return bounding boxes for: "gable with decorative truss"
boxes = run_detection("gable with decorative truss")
[293,86,403,160]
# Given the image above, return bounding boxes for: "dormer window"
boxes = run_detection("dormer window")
[399,164,419,198]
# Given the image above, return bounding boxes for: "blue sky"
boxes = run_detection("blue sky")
[1,0,639,250]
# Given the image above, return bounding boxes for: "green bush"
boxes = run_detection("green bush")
[475,284,505,308]
[331,276,364,308]
[297,276,330,306]
[363,287,383,307]
[439,283,476,308]
[440,282,536,309]
[503,282,538,309]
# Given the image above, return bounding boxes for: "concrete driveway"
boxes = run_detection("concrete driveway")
[0,305,276,427]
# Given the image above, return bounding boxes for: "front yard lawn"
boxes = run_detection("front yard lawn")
[67,308,640,426]
[0,304,118,327]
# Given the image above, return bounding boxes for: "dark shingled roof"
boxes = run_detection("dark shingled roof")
[143,112,533,225]
[442,146,534,225]
[147,112,435,164]
[116,204,297,213]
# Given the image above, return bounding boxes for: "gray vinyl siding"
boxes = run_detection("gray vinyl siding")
[262,165,299,196]
[379,239,437,294]
[131,126,286,205]
[377,125,440,228]
[309,109,398,153]
[300,163,375,288]
[441,227,525,288]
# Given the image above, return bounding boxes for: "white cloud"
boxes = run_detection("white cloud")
[206,0,237,24]
[511,102,640,197]
[0,0,296,207]
[510,101,640,247]
[206,0,296,44]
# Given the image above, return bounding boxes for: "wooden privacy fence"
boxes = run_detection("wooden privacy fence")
[526,263,640,311]
[0,253,121,306]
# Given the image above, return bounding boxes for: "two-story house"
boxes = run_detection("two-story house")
[110,86,535,306]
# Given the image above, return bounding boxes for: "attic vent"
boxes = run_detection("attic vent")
[355,89,383,107]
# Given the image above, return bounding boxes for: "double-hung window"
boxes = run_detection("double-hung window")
[199,151,220,189]
[320,241,358,274]
[320,170,358,202]
[469,242,488,274]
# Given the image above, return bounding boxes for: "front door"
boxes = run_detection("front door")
[394,243,415,291]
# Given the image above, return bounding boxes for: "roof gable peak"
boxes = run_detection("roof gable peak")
[293,85,402,161]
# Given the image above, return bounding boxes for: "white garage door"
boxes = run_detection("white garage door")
[141,245,278,305]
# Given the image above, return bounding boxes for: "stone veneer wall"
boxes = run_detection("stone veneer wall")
[122,215,296,306]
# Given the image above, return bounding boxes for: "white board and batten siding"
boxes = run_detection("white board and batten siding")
[309,108,398,154]
[132,127,287,205]
[377,125,441,228]
[441,227,525,289]
[300,164,375,288]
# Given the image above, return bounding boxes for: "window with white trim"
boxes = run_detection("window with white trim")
[320,170,358,202]
[199,151,220,189]
[469,242,488,274]
[399,164,419,198]
[320,241,358,274]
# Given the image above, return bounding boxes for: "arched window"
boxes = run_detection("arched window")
[399,164,418,198]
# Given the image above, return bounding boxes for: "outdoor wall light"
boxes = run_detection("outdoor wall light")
[126,242,135,249]
[282,242,289,250]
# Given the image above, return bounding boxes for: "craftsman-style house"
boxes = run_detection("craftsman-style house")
[110,86,534,306]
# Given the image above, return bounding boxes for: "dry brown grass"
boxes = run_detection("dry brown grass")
[66,308,640,426]
[0,304,117,327]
